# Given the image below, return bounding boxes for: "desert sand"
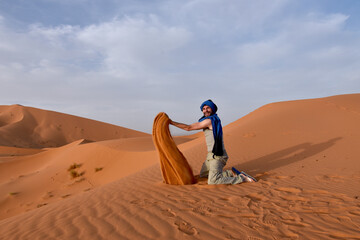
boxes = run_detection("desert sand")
[1,94,360,239]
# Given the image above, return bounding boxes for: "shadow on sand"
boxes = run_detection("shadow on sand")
[233,137,342,177]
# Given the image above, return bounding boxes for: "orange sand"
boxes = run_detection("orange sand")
[152,112,195,185]
[0,104,148,148]
[1,94,360,239]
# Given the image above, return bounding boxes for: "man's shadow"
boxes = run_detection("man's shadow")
[233,137,342,177]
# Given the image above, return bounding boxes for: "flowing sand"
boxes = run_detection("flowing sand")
[1,94,360,239]
[152,112,195,185]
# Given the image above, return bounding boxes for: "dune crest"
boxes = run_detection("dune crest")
[0,104,148,148]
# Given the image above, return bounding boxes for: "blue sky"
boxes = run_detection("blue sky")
[1,0,359,134]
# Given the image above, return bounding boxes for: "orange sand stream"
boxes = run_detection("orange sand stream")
[152,112,196,185]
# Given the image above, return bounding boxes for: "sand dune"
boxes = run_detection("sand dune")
[0,104,148,148]
[1,94,359,239]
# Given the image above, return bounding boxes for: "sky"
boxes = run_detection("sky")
[1,0,360,135]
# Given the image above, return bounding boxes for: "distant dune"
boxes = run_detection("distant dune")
[1,94,359,239]
[0,105,149,148]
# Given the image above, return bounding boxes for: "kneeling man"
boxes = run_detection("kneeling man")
[170,99,256,184]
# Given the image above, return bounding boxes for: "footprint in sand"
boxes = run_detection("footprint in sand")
[228,196,251,207]
[159,206,198,235]
[161,208,176,217]
[192,204,215,216]
[174,217,198,236]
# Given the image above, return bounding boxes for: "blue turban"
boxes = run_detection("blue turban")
[199,100,223,156]
[200,100,217,113]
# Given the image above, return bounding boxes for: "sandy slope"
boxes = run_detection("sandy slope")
[1,94,360,239]
[0,104,148,148]
[0,136,196,220]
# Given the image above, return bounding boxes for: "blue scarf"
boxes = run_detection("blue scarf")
[199,100,224,156]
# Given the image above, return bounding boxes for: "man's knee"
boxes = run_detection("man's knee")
[208,172,220,184]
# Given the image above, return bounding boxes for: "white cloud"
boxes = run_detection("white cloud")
[76,15,191,78]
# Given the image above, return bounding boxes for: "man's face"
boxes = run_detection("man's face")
[202,105,213,117]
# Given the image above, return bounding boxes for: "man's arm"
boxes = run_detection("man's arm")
[170,119,211,131]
